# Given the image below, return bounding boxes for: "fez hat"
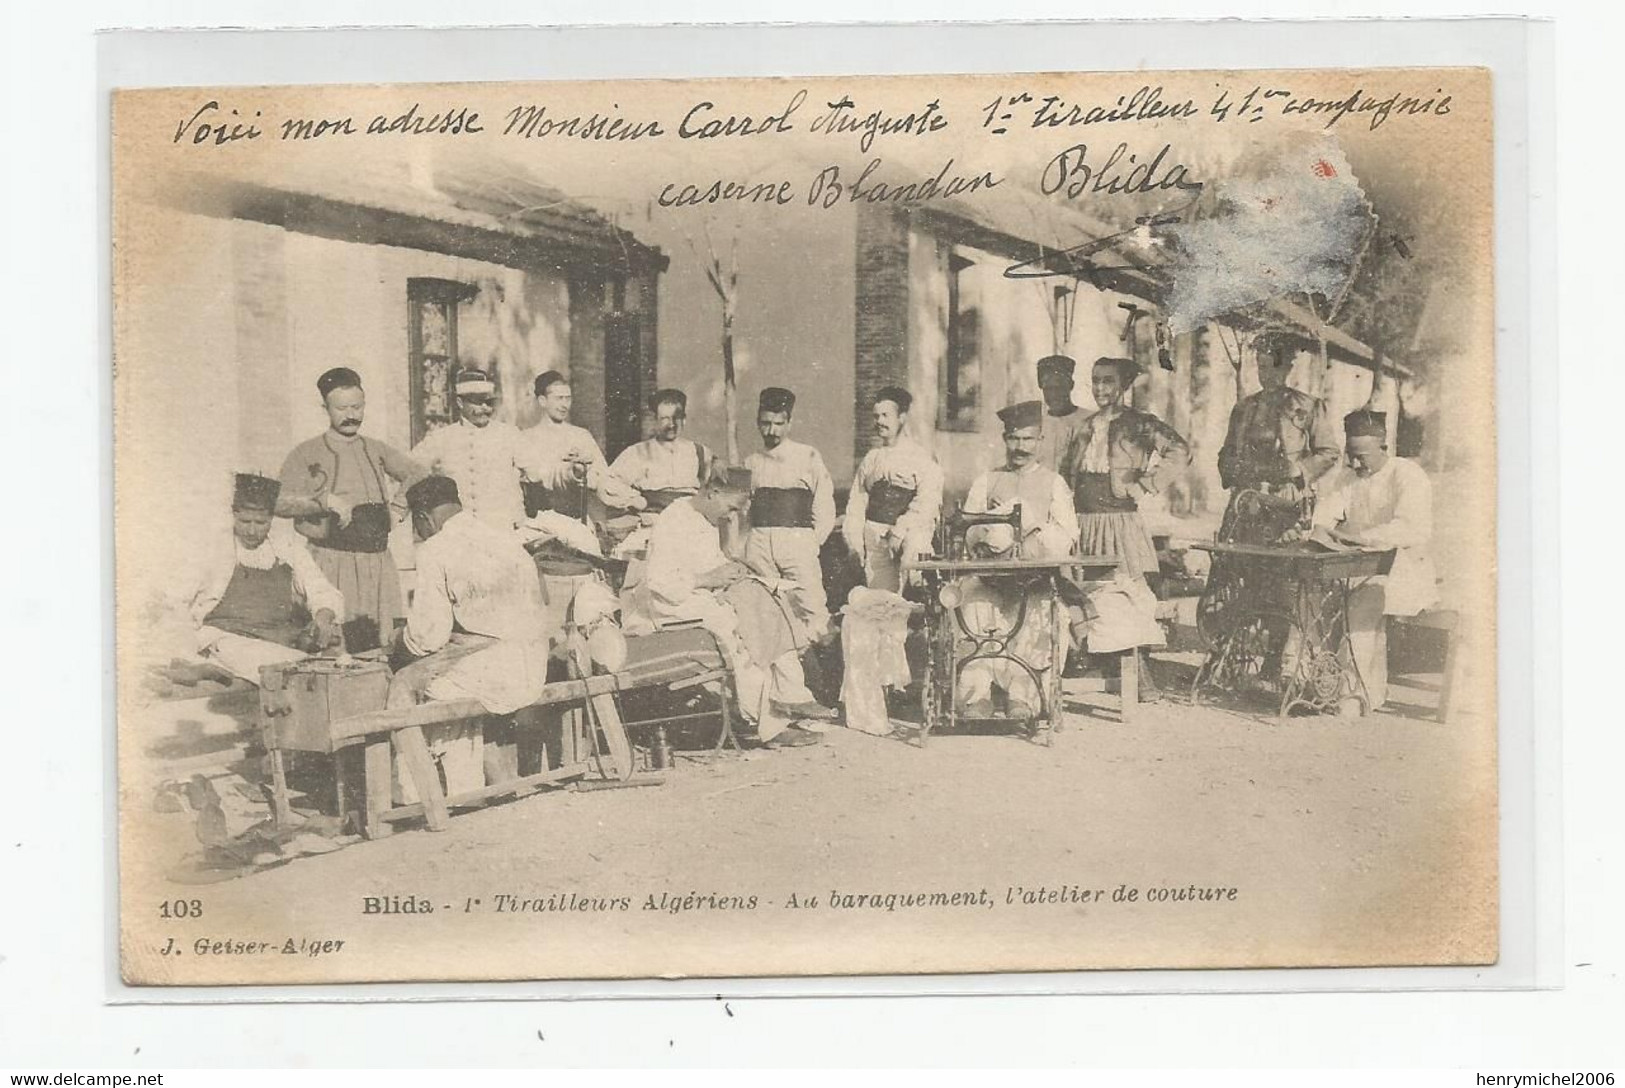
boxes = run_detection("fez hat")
[873,385,913,412]
[1036,354,1076,380]
[533,370,569,397]
[758,386,796,414]
[232,473,280,512]
[454,368,496,398]
[406,474,461,515]
[1092,356,1142,383]
[649,388,687,412]
[711,465,753,495]
[996,399,1045,430]
[1343,409,1388,438]
[316,367,362,399]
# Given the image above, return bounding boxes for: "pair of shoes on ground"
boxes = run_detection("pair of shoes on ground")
[772,699,839,728]
[766,725,823,748]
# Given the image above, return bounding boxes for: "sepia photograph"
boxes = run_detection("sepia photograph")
[111,66,1498,985]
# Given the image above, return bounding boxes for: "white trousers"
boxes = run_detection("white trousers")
[1344,581,1390,711]
[742,527,828,639]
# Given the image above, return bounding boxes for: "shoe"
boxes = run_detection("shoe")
[1006,700,1040,720]
[767,726,822,748]
[961,699,997,718]
[774,699,838,722]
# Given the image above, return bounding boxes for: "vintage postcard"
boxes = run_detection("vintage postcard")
[113,67,1497,985]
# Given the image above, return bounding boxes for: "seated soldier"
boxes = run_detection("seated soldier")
[955,401,1079,718]
[186,473,344,685]
[387,476,555,800]
[623,468,828,748]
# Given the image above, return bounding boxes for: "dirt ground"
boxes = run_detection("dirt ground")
[118,652,1498,986]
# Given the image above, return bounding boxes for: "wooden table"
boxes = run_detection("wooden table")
[905,555,1124,744]
[1189,541,1395,717]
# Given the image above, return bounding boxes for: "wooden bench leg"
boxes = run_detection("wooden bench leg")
[1437,630,1460,723]
[267,748,295,828]
[363,738,394,839]
[1119,649,1139,723]
[392,726,450,832]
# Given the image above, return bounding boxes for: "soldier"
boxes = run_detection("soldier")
[742,387,837,640]
[1033,354,1090,481]
[1312,409,1439,713]
[955,400,1079,718]
[1062,357,1191,683]
[1216,332,1340,543]
[609,388,718,515]
[843,386,944,594]
[275,367,426,650]
[410,368,530,530]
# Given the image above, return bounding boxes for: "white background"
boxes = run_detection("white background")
[2,0,1619,1069]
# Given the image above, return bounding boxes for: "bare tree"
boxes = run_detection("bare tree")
[690,224,742,464]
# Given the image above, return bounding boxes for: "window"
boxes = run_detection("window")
[406,278,477,446]
[939,250,981,431]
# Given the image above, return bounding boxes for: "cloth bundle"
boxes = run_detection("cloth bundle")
[839,588,916,736]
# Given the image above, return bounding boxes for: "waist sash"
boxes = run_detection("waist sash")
[1074,473,1138,515]
[866,480,917,525]
[524,480,588,520]
[308,502,393,553]
[749,486,815,529]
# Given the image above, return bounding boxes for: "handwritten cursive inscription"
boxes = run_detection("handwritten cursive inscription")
[1040,142,1194,200]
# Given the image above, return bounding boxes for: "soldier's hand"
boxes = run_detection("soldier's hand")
[324,492,355,527]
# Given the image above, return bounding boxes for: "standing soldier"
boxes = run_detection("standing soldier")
[609,388,718,515]
[1033,354,1090,481]
[743,387,837,640]
[1216,332,1340,543]
[843,386,944,594]
[411,368,529,530]
[1062,357,1190,681]
[522,369,626,520]
[276,367,426,650]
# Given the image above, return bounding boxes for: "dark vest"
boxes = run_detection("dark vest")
[204,562,309,648]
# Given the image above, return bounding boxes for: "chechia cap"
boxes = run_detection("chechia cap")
[232,473,281,512]
[1036,355,1076,380]
[1343,409,1388,438]
[316,367,363,399]
[996,399,1045,430]
[758,387,796,414]
[406,474,461,514]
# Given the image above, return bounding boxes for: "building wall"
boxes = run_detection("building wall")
[119,203,600,603]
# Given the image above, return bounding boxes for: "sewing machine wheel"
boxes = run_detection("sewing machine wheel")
[1196,560,1246,646]
[1209,616,1274,694]
[1307,650,1345,702]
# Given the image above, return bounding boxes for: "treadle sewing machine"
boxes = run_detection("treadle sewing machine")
[906,505,1121,746]
[1189,541,1395,718]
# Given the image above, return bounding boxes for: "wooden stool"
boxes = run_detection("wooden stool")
[1393,609,1461,722]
